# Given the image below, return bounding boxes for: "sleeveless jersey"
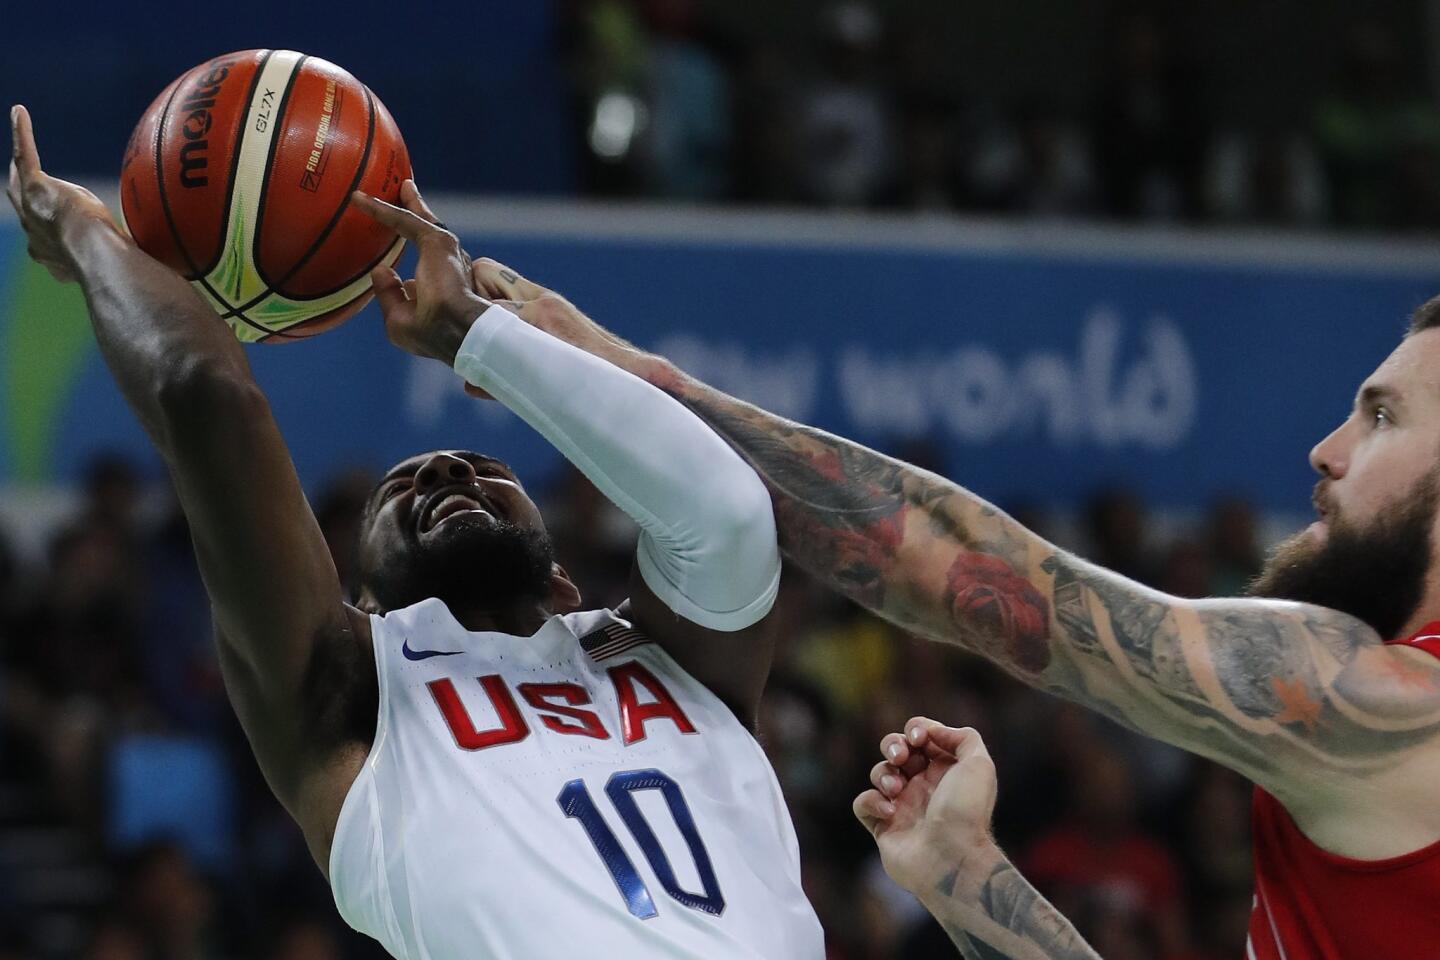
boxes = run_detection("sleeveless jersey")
[329,598,824,959]
[1247,621,1440,959]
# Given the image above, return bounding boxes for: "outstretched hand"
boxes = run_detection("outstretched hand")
[7,105,125,283]
[853,717,1000,895]
[352,181,490,364]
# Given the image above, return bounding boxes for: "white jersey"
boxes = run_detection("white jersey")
[330,598,824,959]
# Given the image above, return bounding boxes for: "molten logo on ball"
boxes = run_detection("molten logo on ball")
[178,60,237,189]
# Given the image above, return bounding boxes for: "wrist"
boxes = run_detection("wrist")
[58,206,126,266]
[436,295,491,365]
[914,835,1005,910]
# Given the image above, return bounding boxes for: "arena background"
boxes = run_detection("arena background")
[5,1,1440,957]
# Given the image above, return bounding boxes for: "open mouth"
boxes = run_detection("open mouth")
[419,487,494,533]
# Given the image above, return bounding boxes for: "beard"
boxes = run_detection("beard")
[366,514,557,616]
[1247,470,1438,639]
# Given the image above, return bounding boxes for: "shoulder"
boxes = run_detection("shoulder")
[564,605,655,659]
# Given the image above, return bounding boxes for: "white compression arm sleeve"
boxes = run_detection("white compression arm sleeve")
[452,305,780,631]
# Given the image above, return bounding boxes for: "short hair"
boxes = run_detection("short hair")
[1408,295,1440,335]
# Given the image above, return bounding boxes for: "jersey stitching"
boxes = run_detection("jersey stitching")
[1254,873,1290,960]
[368,614,410,960]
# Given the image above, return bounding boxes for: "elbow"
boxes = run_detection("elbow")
[702,467,778,556]
[154,358,262,419]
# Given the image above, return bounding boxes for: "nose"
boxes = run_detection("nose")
[414,453,477,493]
[1309,422,1350,480]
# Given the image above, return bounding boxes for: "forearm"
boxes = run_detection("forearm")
[648,362,1053,657]
[65,218,252,446]
[919,844,1102,960]
[648,362,1440,785]
[455,307,779,628]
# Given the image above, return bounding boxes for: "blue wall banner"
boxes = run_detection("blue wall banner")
[4,206,1438,516]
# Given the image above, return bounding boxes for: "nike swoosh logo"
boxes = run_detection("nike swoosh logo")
[402,639,464,661]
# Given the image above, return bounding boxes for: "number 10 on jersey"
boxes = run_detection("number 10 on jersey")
[557,769,725,920]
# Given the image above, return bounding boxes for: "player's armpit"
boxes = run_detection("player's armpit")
[622,566,777,730]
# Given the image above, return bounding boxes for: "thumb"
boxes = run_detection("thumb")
[370,266,415,338]
[907,718,981,759]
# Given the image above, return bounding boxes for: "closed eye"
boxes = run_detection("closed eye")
[380,479,411,502]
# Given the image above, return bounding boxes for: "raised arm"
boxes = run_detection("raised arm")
[854,719,1103,960]
[454,261,1440,841]
[7,108,367,845]
[351,189,782,723]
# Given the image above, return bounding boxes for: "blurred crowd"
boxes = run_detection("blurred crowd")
[0,449,1268,959]
[563,0,1440,232]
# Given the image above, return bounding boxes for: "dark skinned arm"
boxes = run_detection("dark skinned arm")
[7,107,370,867]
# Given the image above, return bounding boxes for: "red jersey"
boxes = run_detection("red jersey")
[1247,622,1440,959]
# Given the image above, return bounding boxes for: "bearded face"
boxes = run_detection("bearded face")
[355,451,560,617]
[1248,469,1439,639]
[362,511,557,616]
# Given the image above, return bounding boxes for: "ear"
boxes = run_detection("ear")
[548,562,583,613]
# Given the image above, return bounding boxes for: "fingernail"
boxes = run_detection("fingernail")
[886,743,902,760]
[909,727,922,742]
[881,775,899,795]
[880,801,896,816]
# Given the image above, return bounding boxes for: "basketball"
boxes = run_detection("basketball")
[118,49,411,342]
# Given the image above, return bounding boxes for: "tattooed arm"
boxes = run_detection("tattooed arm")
[662,374,1440,838]
[465,262,1440,847]
[855,719,1101,960]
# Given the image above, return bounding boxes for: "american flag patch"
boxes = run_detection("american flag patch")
[579,621,652,661]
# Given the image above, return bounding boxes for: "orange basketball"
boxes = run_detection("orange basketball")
[119,49,411,342]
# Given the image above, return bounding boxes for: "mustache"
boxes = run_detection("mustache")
[1312,481,1338,519]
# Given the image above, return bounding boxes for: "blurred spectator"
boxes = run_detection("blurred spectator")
[968,104,1096,217]
[120,841,217,960]
[312,468,377,602]
[7,523,148,825]
[638,0,733,200]
[1158,538,1211,599]
[885,14,966,212]
[1082,487,1159,586]
[732,40,803,204]
[267,918,342,960]
[140,498,223,733]
[1205,129,1328,226]
[793,3,896,207]
[1093,10,1207,220]
[568,0,733,201]
[82,917,147,960]
[1178,763,1253,896]
[1022,745,1191,957]
[78,454,144,544]
[891,96,964,212]
[540,465,636,609]
[570,0,652,194]
[1206,497,1263,596]
[1313,20,1440,230]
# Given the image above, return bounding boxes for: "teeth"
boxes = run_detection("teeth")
[426,492,485,530]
